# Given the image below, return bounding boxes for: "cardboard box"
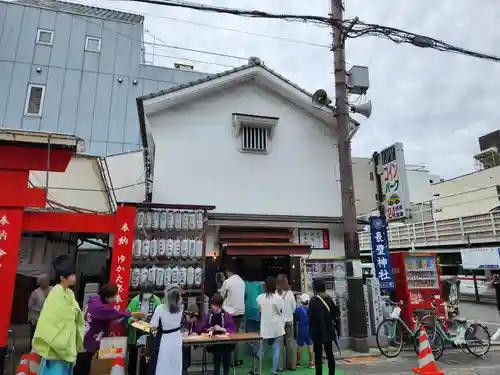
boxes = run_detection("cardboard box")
[98,337,127,359]
[90,357,116,375]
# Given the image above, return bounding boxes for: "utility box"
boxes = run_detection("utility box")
[347,65,370,95]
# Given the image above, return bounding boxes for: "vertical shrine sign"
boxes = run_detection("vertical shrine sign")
[0,209,24,347]
[109,205,136,335]
[369,216,395,290]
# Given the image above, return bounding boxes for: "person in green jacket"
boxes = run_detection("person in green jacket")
[126,282,162,375]
[33,255,84,375]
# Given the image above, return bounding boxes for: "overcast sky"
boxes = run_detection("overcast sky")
[86,0,500,178]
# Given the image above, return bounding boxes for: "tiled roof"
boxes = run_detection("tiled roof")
[14,0,143,24]
[138,58,316,102]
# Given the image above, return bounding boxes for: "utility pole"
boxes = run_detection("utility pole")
[331,0,369,352]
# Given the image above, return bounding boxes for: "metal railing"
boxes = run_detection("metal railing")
[359,211,500,251]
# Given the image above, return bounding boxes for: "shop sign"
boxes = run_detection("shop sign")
[297,229,330,249]
[378,142,411,221]
[369,216,395,290]
[461,247,500,270]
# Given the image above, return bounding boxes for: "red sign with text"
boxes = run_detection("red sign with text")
[0,209,24,346]
[109,206,136,336]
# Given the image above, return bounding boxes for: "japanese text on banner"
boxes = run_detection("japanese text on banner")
[112,220,133,310]
[369,216,395,290]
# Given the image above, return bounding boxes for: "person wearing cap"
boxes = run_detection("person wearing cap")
[32,255,84,375]
[127,282,162,375]
[148,285,184,375]
[181,303,200,375]
[295,294,314,368]
[28,273,52,346]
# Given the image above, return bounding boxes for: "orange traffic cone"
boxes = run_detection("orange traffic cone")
[27,352,41,375]
[412,327,444,375]
[15,354,30,375]
[110,356,126,375]
[15,355,30,375]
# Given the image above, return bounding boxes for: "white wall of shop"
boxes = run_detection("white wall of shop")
[148,82,342,217]
[307,224,344,259]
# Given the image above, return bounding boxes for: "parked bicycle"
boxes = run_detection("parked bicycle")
[376,300,444,359]
[419,300,491,357]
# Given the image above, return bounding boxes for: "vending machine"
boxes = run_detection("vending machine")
[390,252,445,330]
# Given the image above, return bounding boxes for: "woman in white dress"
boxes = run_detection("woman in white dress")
[255,276,285,375]
[149,284,183,375]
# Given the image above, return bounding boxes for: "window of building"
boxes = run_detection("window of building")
[24,84,46,117]
[85,36,101,52]
[369,172,374,181]
[232,113,278,154]
[241,126,268,152]
[496,185,500,202]
[36,29,54,45]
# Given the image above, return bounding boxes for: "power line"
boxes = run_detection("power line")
[144,51,236,68]
[84,17,248,62]
[127,0,500,64]
[82,1,330,48]
[127,0,333,26]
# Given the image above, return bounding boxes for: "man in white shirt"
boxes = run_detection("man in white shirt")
[219,263,245,366]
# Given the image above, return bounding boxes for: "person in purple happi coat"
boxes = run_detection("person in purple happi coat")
[73,284,146,375]
[194,294,237,375]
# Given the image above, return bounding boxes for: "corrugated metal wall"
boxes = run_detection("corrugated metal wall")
[0,1,209,155]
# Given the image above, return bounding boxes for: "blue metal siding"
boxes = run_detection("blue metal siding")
[0,5,23,61]
[91,73,113,141]
[16,6,39,64]
[66,16,86,70]
[0,61,14,125]
[50,12,72,68]
[99,20,117,75]
[0,1,210,155]
[107,76,128,143]
[0,3,6,41]
[57,69,81,134]
[40,66,65,132]
[4,63,30,129]
[74,71,97,140]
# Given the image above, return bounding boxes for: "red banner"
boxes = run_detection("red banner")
[109,206,136,336]
[0,209,24,346]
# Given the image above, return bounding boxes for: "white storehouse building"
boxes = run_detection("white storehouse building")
[134,58,356,292]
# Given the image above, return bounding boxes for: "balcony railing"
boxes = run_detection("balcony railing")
[359,211,500,252]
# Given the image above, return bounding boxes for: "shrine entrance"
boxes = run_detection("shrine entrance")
[0,132,135,374]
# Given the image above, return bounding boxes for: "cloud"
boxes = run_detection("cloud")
[86,0,500,178]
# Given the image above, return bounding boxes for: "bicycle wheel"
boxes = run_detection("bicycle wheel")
[376,318,404,358]
[465,323,491,357]
[413,324,445,361]
[417,314,440,343]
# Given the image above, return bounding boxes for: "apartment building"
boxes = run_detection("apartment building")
[0,0,209,155]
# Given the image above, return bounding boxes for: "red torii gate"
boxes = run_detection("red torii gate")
[0,140,135,362]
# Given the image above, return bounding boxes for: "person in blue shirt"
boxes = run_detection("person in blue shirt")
[295,293,314,368]
[244,281,262,363]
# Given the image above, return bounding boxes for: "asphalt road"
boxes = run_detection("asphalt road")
[337,301,500,374]
[338,347,500,374]
[457,301,500,338]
